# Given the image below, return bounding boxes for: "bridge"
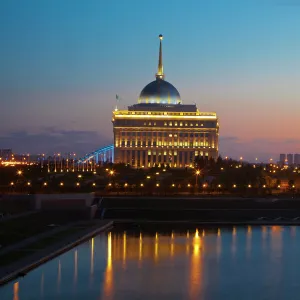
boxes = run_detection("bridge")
[77,144,114,165]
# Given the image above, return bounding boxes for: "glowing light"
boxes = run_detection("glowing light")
[76,182,80,186]
[92,183,96,186]
[43,182,47,186]
[140,183,144,187]
[27,182,31,186]
[13,281,19,300]
[195,170,200,175]
[248,184,252,188]
[10,181,14,186]
[156,183,160,187]
[17,170,22,175]
[78,174,82,178]
[108,183,112,186]
[60,182,64,186]
[233,184,237,188]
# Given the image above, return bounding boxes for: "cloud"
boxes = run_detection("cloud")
[0,128,112,157]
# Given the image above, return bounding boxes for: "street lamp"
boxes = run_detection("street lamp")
[195,170,200,186]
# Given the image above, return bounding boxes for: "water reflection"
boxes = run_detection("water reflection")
[3,226,300,300]
[13,282,19,300]
[189,229,202,299]
[74,250,78,284]
[40,273,44,297]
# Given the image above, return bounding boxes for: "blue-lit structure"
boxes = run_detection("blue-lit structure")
[78,144,114,164]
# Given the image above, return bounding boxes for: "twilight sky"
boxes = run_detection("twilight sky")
[1,0,300,162]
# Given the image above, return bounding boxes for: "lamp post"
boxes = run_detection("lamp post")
[54,153,57,172]
[73,153,76,172]
[195,170,200,186]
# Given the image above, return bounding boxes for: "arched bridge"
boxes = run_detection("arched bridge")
[78,144,114,164]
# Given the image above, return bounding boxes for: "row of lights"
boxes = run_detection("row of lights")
[10,182,97,187]
[106,183,288,188]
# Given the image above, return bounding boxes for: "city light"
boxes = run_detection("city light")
[43,182,47,186]
[60,182,64,186]
[76,182,80,186]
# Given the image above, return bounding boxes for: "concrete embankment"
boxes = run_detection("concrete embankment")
[0,220,113,286]
[99,196,300,221]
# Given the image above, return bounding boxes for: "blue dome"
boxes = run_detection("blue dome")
[138,78,181,105]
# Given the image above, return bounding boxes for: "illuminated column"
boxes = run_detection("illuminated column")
[112,148,114,163]
[150,150,153,167]
[124,150,127,164]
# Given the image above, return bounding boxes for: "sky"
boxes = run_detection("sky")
[1,0,300,162]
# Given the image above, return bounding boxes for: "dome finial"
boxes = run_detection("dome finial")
[156,34,164,80]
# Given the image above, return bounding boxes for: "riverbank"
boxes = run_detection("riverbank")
[0,219,113,286]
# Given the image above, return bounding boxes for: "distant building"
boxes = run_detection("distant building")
[112,35,219,168]
[294,154,300,165]
[287,153,293,165]
[0,149,12,160]
[279,153,286,165]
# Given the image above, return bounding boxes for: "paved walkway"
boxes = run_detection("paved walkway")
[0,220,113,285]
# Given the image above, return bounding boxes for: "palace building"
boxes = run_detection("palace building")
[112,35,219,168]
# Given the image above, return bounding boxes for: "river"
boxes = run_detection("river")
[1,225,299,300]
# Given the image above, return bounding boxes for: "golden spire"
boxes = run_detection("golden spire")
[156,34,164,80]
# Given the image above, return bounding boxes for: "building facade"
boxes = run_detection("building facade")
[287,153,293,165]
[279,153,286,165]
[294,154,300,165]
[112,35,219,168]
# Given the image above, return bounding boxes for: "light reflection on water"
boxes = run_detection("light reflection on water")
[2,226,300,299]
